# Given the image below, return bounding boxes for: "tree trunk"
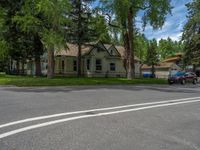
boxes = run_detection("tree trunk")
[21,61,25,75]
[16,60,19,75]
[122,30,129,77]
[9,58,13,74]
[139,63,143,78]
[127,8,135,80]
[193,64,196,73]
[77,0,82,77]
[77,44,82,77]
[35,55,41,77]
[151,64,155,78]
[33,34,43,77]
[47,48,54,78]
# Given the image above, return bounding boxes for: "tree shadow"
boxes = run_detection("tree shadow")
[1,84,199,94]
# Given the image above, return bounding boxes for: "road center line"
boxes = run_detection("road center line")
[1,97,200,129]
[0,98,200,139]
[0,97,200,129]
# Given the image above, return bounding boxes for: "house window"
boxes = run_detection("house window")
[110,63,116,71]
[110,50,113,55]
[87,59,90,70]
[97,48,101,53]
[73,60,77,71]
[96,59,102,71]
[62,60,65,71]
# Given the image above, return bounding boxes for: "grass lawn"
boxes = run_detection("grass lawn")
[0,73,167,87]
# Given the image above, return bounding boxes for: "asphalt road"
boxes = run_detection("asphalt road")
[0,84,200,150]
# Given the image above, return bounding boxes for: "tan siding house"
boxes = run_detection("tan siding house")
[141,53,183,79]
[54,42,140,77]
[142,63,181,78]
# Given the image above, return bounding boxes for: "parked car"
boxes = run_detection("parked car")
[168,71,198,85]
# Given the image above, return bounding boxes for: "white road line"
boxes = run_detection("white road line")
[0,99,200,139]
[0,97,200,129]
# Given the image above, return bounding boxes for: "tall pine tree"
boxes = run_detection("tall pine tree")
[14,0,71,78]
[66,0,96,77]
[146,39,159,78]
[182,0,200,70]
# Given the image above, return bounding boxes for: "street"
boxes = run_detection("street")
[0,85,200,150]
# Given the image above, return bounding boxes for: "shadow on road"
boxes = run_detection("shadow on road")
[1,84,200,94]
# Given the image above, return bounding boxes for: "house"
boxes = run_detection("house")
[142,53,183,78]
[160,53,200,76]
[162,53,183,67]
[26,53,48,75]
[142,62,181,78]
[54,42,140,77]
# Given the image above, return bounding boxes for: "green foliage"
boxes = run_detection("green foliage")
[100,0,172,30]
[0,0,30,66]
[91,15,111,43]
[100,0,171,79]
[1,0,173,77]
[42,29,65,50]
[0,74,167,86]
[142,0,172,29]
[146,39,159,66]
[13,14,43,34]
[135,34,148,62]
[0,9,6,31]
[146,39,159,77]
[0,40,8,60]
[182,0,200,65]
[0,8,7,60]
[158,38,184,60]
[12,0,71,77]
[66,0,97,45]
[14,0,71,49]
[36,0,71,27]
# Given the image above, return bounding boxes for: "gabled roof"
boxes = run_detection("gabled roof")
[115,46,127,58]
[86,41,110,56]
[105,44,121,57]
[104,44,112,50]
[54,42,140,61]
[142,62,177,69]
[162,56,182,63]
[162,53,183,63]
[55,43,92,57]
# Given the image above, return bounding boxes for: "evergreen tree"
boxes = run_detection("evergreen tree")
[66,0,97,77]
[0,0,29,74]
[157,38,184,60]
[182,0,200,69]
[91,14,111,44]
[135,33,148,63]
[14,0,71,78]
[146,39,159,78]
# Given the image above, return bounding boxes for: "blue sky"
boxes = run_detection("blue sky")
[136,0,192,41]
[93,0,192,41]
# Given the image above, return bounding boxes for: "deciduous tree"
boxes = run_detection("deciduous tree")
[14,0,71,78]
[100,0,171,79]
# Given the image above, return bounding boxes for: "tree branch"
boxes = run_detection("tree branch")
[104,13,122,29]
[133,5,151,10]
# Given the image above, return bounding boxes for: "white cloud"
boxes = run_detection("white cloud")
[136,0,189,41]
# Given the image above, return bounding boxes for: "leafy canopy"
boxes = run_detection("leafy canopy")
[182,0,200,65]
[13,0,71,50]
[100,0,172,30]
